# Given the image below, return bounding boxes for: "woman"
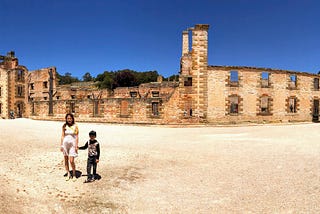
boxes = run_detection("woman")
[60,113,79,181]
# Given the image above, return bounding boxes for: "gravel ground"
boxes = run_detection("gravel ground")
[0,119,320,213]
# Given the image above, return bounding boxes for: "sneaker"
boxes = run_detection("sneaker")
[84,179,91,183]
[84,178,94,183]
[72,176,77,182]
[65,176,70,181]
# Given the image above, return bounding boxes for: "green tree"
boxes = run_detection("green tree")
[113,70,137,88]
[96,71,115,90]
[57,72,80,85]
[135,70,158,85]
[95,69,161,89]
[82,72,94,82]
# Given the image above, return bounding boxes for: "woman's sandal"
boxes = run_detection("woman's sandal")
[65,174,71,181]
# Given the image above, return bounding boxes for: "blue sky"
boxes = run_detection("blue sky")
[1,0,320,79]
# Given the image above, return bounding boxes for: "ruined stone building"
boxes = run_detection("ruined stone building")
[1,24,320,124]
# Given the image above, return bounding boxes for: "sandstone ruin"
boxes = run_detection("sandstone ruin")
[1,24,319,124]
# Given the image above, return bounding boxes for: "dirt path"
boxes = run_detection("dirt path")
[0,119,320,213]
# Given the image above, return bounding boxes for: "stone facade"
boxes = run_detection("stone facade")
[1,24,320,124]
[206,66,320,123]
[0,51,28,119]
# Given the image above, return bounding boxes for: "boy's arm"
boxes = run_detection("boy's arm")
[78,141,88,150]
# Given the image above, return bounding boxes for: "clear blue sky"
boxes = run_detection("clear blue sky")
[1,0,320,79]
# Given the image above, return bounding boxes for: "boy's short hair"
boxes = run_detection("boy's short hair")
[89,130,96,137]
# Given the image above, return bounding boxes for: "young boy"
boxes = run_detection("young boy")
[78,130,100,182]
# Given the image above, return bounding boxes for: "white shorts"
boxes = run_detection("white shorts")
[62,136,78,157]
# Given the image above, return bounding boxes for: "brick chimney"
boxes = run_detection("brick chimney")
[191,24,209,119]
[182,30,189,56]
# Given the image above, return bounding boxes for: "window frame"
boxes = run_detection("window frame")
[229,95,239,115]
[289,74,297,89]
[152,102,159,116]
[261,72,270,88]
[314,78,319,90]
[229,70,239,87]
[288,97,297,113]
[184,77,192,86]
[259,95,271,115]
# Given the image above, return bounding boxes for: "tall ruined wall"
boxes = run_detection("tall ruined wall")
[29,88,181,124]
[0,68,9,118]
[0,52,28,118]
[28,67,57,101]
[190,24,209,119]
[28,80,181,124]
[207,66,320,123]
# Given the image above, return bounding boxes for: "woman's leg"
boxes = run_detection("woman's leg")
[64,156,70,180]
[69,156,76,178]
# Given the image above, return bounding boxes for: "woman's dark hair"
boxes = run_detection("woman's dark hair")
[63,113,75,128]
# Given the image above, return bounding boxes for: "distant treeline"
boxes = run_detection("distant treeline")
[57,69,179,90]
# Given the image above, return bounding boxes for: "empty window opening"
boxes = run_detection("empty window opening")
[152,91,159,97]
[152,102,159,116]
[130,92,137,97]
[17,70,23,81]
[314,78,319,90]
[184,77,192,86]
[71,95,76,99]
[313,99,319,116]
[30,83,34,90]
[230,70,239,85]
[261,72,269,87]
[70,103,75,113]
[229,96,239,114]
[260,96,270,114]
[17,86,23,97]
[289,74,297,88]
[289,97,297,113]
[43,81,48,89]
[16,103,23,117]
[94,100,100,116]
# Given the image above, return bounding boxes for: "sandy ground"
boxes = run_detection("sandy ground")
[0,119,320,214]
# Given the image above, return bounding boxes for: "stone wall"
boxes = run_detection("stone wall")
[28,85,181,124]
[0,68,9,118]
[28,67,57,101]
[207,66,320,123]
[0,52,28,119]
